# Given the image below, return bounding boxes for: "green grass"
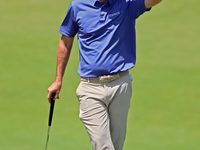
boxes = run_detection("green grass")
[0,0,200,149]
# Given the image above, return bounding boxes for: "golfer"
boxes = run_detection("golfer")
[47,0,162,149]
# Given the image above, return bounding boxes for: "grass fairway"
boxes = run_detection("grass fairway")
[0,0,199,150]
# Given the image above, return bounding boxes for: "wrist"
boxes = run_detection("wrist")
[55,77,62,85]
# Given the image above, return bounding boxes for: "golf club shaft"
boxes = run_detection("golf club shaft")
[45,126,51,150]
[45,93,56,150]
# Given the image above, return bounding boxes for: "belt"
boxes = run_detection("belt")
[81,70,129,83]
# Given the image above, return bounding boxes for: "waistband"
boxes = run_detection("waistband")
[81,70,129,83]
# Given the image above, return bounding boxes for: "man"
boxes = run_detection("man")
[47,0,162,149]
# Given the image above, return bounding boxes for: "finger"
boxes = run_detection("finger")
[47,91,52,104]
[54,91,60,100]
[56,91,60,99]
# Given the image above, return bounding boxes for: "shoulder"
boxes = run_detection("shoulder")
[69,0,93,14]
[71,0,91,7]
[67,0,85,13]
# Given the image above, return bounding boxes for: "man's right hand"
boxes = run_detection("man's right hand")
[47,81,62,104]
[47,35,74,104]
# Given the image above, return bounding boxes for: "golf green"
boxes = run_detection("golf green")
[0,0,199,149]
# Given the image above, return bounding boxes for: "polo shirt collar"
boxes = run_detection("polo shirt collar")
[92,0,115,6]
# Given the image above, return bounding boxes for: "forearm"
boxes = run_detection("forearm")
[55,36,74,83]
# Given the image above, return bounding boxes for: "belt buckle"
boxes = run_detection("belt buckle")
[99,75,108,83]
[99,74,120,83]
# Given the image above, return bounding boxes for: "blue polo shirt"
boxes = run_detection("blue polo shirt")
[59,0,150,77]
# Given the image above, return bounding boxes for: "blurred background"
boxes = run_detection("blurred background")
[0,0,199,149]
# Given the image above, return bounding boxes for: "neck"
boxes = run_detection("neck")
[99,0,107,4]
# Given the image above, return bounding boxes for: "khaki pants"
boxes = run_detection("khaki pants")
[76,73,132,150]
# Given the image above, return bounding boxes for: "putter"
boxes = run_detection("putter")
[45,93,56,150]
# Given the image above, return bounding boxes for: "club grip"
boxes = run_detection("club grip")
[48,93,56,126]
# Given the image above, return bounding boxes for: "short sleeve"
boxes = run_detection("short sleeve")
[59,3,78,37]
[127,0,151,19]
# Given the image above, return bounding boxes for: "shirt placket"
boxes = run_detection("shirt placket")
[99,3,110,22]
[100,11,106,22]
